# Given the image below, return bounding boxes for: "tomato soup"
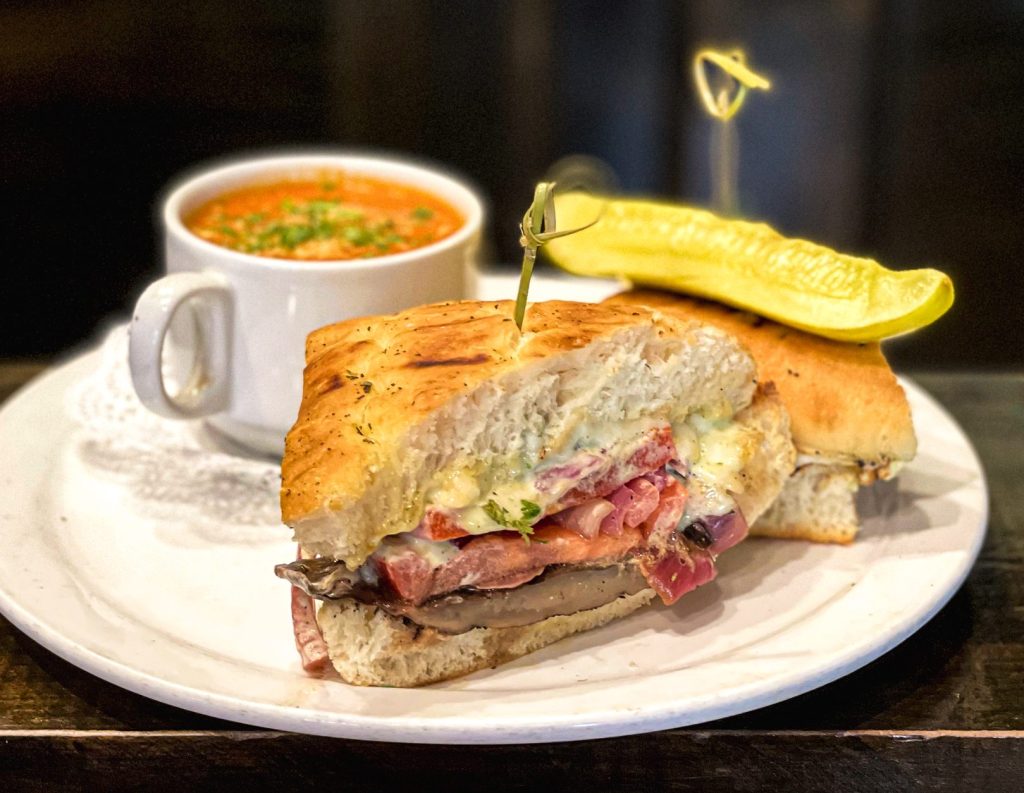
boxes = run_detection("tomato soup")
[184,172,463,260]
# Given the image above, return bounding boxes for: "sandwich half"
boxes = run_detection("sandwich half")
[276,300,795,686]
[605,289,917,544]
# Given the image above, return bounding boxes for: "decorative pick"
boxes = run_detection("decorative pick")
[513,182,603,330]
[692,49,771,216]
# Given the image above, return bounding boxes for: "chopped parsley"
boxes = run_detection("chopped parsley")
[343,226,376,246]
[185,176,459,260]
[201,196,426,255]
[483,499,542,540]
[343,370,373,396]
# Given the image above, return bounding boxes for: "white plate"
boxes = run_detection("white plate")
[0,274,988,744]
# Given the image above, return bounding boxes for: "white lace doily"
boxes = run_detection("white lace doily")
[66,326,285,545]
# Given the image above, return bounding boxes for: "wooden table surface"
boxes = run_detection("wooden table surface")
[1,362,1021,791]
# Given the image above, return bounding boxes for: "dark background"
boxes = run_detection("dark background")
[2,0,1021,368]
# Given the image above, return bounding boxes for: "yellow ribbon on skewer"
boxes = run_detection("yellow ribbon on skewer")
[692,49,771,216]
[693,49,771,120]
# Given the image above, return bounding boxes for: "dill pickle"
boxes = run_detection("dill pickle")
[544,193,954,342]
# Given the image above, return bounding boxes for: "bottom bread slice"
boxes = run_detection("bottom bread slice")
[317,589,658,687]
[751,464,860,544]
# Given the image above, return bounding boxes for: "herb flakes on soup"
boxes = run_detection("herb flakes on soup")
[185,173,462,260]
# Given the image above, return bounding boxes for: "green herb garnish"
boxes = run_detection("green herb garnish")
[280,224,315,248]
[343,226,376,246]
[483,499,542,540]
[353,423,375,444]
[307,199,340,215]
[412,206,434,221]
[201,190,425,256]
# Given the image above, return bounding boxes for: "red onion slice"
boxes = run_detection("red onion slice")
[551,498,616,539]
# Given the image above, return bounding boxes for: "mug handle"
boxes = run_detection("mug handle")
[128,271,233,419]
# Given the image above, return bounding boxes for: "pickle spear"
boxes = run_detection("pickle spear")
[544,192,954,342]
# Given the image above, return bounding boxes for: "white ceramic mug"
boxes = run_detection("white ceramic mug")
[128,153,483,456]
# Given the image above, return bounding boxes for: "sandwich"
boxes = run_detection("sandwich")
[275,299,795,686]
[605,289,917,543]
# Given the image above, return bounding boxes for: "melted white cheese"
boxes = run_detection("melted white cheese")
[426,468,481,509]
[681,414,757,520]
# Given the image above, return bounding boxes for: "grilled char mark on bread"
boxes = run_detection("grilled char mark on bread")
[282,299,759,567]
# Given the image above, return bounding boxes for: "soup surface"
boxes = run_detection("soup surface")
[184,172,463,260]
